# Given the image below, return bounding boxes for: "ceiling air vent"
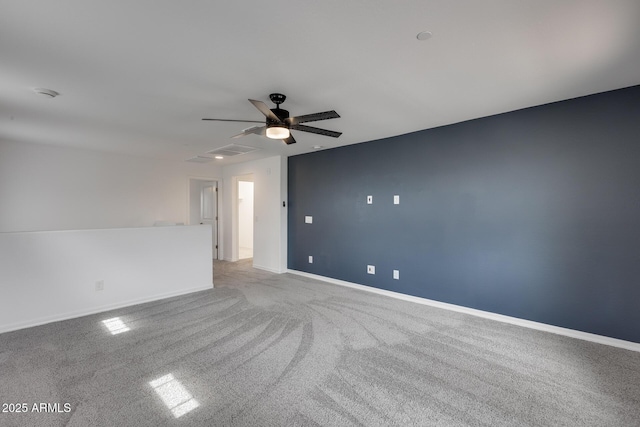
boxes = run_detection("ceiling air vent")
[206,144,260,158]
[185,155,215,163]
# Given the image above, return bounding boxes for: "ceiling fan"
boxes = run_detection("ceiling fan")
[202,93,341,145]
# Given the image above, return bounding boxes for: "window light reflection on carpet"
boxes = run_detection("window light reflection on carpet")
[149,373,200,418]
[101,317,130,335]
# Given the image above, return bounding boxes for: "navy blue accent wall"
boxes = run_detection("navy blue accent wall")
[288,85,640,343]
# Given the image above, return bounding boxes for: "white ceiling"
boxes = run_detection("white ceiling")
[2,1,639,165]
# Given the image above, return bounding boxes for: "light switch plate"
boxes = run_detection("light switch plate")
[305,216,313,224]
[308,256,313,264]
[394,195,400,205]
[367,265,375,274]
[393,270,400,280]
[367,195,373,204]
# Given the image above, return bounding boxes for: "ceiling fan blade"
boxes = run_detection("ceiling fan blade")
[286,110,340,125]
[248,99,281,122]
[290,124,342,138]
[282,134,296,145]
[202,118,264,123]
[231,126,266,139]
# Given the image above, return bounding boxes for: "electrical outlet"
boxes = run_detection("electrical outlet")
[308,256,313,264]
[367,265,375,274]
[367,195,373,204]
[305,216,313,224]
[394,195,400,205]
[95,280,104,291]
[393,270,400,280]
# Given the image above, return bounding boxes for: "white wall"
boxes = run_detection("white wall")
[0,225,212,333]
[0,140,222,232]
[188,179,202,226]
[222,156,287,273]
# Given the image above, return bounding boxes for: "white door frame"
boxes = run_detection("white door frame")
[187,176,221,260]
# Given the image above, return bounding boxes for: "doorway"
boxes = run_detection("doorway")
[188,178,218,259]
[237,176,254,260]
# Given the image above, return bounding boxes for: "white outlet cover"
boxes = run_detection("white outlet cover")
[393,270,400,280]
[367,195,373,204]
[305,216,313,224]
[367,265,375,274]
[394,195,400,205]
[309,256,313,263]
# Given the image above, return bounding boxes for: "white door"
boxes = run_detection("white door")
[199,181,218,259]
[237,180,254,259]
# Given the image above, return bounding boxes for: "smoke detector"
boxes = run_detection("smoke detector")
[33,88,60,98]
[416,31,433,41]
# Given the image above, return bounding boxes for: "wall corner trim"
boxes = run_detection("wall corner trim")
[287,270,640,353]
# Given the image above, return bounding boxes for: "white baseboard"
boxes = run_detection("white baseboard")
[287,270,640,353]
[0,284,213,335]
[253,263,285,274]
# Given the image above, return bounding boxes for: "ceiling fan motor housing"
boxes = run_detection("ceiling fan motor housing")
[268,108,290,126]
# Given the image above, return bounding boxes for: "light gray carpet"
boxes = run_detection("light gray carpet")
[1,259,639,426]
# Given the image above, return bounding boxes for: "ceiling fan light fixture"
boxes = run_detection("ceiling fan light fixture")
[266,125,290,140]
[202,93,341,146]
